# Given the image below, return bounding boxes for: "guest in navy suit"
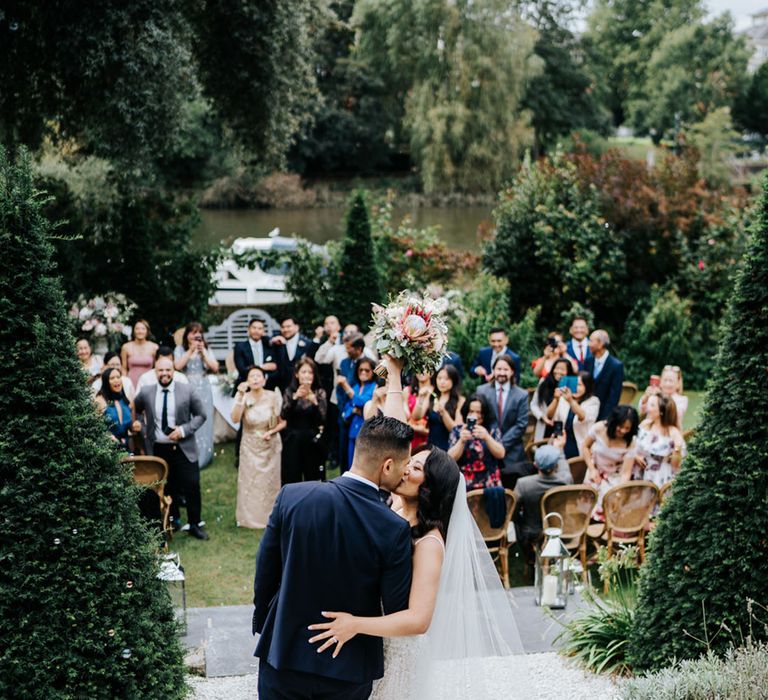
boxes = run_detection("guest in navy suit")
[253,416,414,698]
[585,329,624,421]
[270,316,318,392]
[566,316,592,371]
[470,327,521,384]
[233,318,277,390]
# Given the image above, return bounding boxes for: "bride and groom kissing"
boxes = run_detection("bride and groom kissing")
[253,358,527,699]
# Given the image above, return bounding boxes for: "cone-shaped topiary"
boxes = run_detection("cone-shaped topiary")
[628,172,768,671]
[0,150,186,698]
[331,190,385,329]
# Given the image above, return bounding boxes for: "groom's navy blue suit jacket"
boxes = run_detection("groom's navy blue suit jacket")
[253,476,413,684]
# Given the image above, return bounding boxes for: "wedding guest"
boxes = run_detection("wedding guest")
[94,367,134,450]
[270,316,317,391]
[363,383,388,421]
[582,406,639,520]
[233,318,278,389]
[530,358,575,440]
[281,358,328,484]
[470,327,522,384]
[121,319,158,388]
[447,394,505,489]
[585,329,624,421]
[635,394,685,489]
[477,355,531,487]
[76,338,103,384]
[134,346,188,393]
[335,334,368,472]
[92,351,135,401]
[410,364,464,450]
[340,357,378,467]
[638,365,688,429]
[404,373,431,450]
[232,366,285,528]
[132,356,209,540]
[566,316,592,370]
[531,332,577,378]
[174,322,219,469]
[513,441,573,555]
[554,371,600,460]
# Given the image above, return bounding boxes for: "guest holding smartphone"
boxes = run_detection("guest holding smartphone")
[555,371,601,459]
[638,365,688,429]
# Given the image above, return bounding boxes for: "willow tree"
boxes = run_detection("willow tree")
[354,0,540,193]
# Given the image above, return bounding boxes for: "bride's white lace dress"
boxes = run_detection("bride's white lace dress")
[371,516,536,699]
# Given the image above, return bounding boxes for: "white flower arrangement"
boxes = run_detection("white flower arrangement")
[370,292,449,375]
[69,293,136,349]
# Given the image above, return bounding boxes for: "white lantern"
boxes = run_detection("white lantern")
[534,513,569,609]
[158,552,187,633]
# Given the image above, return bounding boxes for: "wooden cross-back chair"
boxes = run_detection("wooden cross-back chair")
[123,456,173,544]
[540,485,598,583]
[466,488,517,588]
[600,480,659,563]
[620,382,638,405]
[567,456,588,485]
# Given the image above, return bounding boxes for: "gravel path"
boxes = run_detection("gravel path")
[186,653,624,699]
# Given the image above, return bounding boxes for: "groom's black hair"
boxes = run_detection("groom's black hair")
[355,416,414,462]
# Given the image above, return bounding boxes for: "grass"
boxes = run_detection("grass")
[171,392,707,607]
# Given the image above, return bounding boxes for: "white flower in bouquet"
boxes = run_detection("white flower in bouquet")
[94,322,107,337]
[79,307,92,320]
[370,292,449,376]
[82,319,95,332]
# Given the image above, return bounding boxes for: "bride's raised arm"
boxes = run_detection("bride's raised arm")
[380,355,408,424]
[308,536,444,658]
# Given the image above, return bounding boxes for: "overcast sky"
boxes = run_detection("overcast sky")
[706,0,765,30]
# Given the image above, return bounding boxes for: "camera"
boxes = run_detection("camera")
[552,420,563,437]
[466,416,477,431]
[547,337,559,349]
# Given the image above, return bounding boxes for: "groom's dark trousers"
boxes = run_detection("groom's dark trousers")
[253,476,413,699]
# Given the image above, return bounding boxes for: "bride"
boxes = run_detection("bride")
[308,357,535,699]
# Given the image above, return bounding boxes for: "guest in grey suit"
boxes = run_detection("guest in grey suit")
[132,356,209,540]
[477,355,533,488]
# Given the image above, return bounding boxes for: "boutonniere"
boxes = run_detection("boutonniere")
[298,340,306,347]
[265,355,272,362]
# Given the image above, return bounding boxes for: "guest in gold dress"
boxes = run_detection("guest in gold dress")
[231,366,285,528]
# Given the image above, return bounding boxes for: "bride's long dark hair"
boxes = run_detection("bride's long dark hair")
[411,445,461,541]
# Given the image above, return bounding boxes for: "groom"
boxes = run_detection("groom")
[253,415,415,699]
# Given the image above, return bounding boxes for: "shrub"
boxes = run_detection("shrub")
[0,149,186,697]
[628,172,768,671]
[621,641,768,699]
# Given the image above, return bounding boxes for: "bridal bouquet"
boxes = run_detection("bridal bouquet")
[370,293,449,375]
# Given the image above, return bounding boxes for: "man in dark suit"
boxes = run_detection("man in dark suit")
[470,326,521,383]
[233,317,278,389]
[477,355,533,488]
[566,316,592,371]
[585,329,624,421]
[253,416,414,698]
[132,356,209,540]
[270,315,318,391]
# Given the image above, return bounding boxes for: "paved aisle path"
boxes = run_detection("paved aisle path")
[183,587,582,678]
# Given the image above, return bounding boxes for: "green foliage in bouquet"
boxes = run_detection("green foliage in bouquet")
[628,172,768,671]
[0,149,186,699]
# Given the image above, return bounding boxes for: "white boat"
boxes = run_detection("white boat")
[210,228,321,306]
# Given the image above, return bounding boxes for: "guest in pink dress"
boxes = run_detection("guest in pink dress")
[121,319,158,388]
[582,406,639,521]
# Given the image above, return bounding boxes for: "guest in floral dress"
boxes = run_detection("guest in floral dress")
[174,322,219,468]
[582,405,639,520]
[634,394,685,488]
[447,394,505,489]
[231,366,285,528]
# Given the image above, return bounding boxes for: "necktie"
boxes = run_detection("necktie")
[161,389,169,434]
[497,386,504,422]
[579,344,584,364]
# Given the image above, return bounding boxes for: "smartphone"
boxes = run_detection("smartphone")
[466,416,477,431]
[335,368,342,376]
[649,375,661,387]
[552,421,564,437]
[558,376,578,393]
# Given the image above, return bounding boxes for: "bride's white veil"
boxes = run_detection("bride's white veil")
[417,477,536,698]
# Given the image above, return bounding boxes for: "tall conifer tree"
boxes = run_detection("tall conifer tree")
[0,150,185,698]
[629,173,768,670]
[331,191,384,329]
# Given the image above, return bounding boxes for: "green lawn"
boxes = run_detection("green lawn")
[172,391,706,607]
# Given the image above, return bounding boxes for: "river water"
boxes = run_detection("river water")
[193,205,493,251]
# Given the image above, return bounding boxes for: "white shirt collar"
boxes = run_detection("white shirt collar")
[286,333,300,359]
[342,471,379,491]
